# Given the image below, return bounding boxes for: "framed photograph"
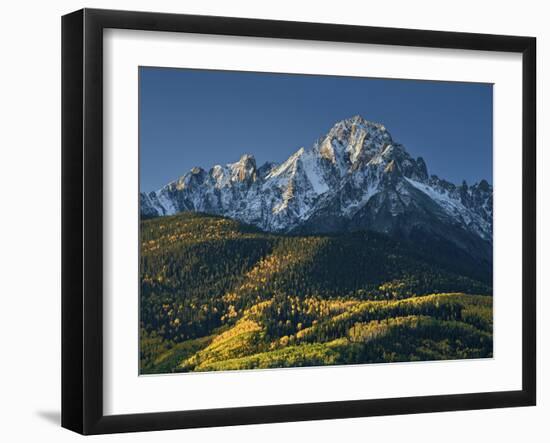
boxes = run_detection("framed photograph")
[62,8,536,435]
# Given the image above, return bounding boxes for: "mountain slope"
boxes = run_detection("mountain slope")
[141,115,492,262]
[139,213,492,374]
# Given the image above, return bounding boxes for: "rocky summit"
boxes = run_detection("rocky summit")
[141,115,492,262]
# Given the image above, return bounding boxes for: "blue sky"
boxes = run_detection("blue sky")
[139,67,492,192]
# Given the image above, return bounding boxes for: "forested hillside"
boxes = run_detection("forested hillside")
[140,212,493,374]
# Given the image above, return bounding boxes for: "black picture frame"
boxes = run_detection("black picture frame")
[62,8,536,435]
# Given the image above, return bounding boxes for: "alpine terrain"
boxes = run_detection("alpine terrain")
[139,115,493,374]
[141,115,492,262]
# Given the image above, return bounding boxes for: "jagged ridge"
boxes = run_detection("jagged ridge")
[141,115,492,261]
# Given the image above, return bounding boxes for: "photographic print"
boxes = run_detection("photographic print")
[139,67,493,375]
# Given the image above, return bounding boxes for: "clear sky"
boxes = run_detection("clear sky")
[139,67,492,192]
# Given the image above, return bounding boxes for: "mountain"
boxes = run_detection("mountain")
[140,213,493,373]
[141,115,492,262]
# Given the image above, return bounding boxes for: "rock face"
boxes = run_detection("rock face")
[141,115,492,261]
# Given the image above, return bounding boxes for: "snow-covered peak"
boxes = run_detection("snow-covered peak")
[266,147,329,199]
[336,114,389,134]
[228,153,257,183]
[314,115,394,172]
[168,166,207,191]
[267,147,305,179]
[140,115,492,257]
